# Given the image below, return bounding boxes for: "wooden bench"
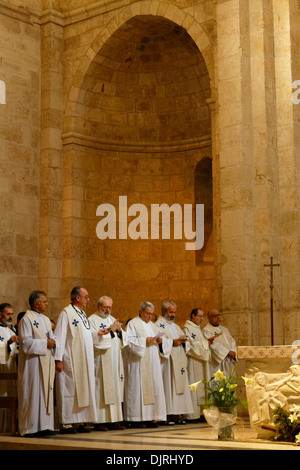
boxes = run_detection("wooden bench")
[0,372,18,435]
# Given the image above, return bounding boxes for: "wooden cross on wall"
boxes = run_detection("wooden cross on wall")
[264,257,280,346]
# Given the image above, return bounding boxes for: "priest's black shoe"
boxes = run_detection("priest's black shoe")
[60,427,77,434]
[77,424,91,433]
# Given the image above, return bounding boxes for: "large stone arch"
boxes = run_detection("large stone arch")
[61,3,215,324]
[63,1,214,131]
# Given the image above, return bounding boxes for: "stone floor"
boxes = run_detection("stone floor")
[0,421,299,451]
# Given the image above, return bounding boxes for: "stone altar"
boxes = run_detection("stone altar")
[235,345,300,436]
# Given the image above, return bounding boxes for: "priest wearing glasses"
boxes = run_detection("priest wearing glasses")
[202,309,237,378]
[55,286,109,434]
[18,291,56,437]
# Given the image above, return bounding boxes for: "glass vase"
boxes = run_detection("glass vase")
[218,422,234,441]
[217,408,235,441]
[203,406,236,441]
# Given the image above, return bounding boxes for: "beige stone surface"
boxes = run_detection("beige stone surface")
[0,0,300,345]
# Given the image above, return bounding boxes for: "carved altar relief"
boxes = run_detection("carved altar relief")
[246,365,300,430]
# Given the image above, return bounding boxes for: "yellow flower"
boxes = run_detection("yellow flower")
[289,413,298,424]
[189,380,202,391]
[229,384,237,389]
[214,370,226,381]
[219,387,224,392]
[241,376,253,386]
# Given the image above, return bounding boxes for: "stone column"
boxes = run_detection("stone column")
[39,13,64,313]
[273,0,300,344]
[249,0,282,344]
[207,95,221,307]
[61,141,88,308]
[215,0,255,344]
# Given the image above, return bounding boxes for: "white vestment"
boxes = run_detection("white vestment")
[89,312,128,424]
[155,316,193,416]
[182,320,211,420]
[18,311,55,436]
[55,304,100,425]
[0,324,18,433]
[123,317,167,422]
[202,322,237,377]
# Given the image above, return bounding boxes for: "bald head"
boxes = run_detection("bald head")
[207,309,221,326]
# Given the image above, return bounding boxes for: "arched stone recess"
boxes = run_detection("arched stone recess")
[62,1,216,324]
[63,1,215,133]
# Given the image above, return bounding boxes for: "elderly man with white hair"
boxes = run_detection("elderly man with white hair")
[89,296,128,431]
[123,301,167,428]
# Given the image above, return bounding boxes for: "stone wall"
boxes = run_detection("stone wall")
[1,0,300,344]
[214,0,300,345]
[0,6,41,314]
[62,142,214,325]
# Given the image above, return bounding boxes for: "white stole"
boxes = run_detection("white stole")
[131,317,156,406]
[64,304,90,408]
[157,316,187,395]
[203,323,237,362]
[25,310,55,415]
[90,313,116,405]
[0,325,16,364]
[183,320,209,404]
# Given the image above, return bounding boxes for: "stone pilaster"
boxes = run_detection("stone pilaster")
[273,0,300,344]
[39,13,64,313]
[215,0,255,343]
[249,0,282,345]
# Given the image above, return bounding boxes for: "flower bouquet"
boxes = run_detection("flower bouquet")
[271,406,300,444]
[189,369,249,440]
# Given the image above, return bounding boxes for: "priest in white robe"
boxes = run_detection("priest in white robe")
[89,295,128,431]
[123,301,167,427]
[156,300,193,424]
[18,291,56,437]
[55,286,104,434]
[183,308,211,421]
[202,309,237,378]
[0,303,18,433]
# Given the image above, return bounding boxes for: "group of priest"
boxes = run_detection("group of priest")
[0,289,237,436]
